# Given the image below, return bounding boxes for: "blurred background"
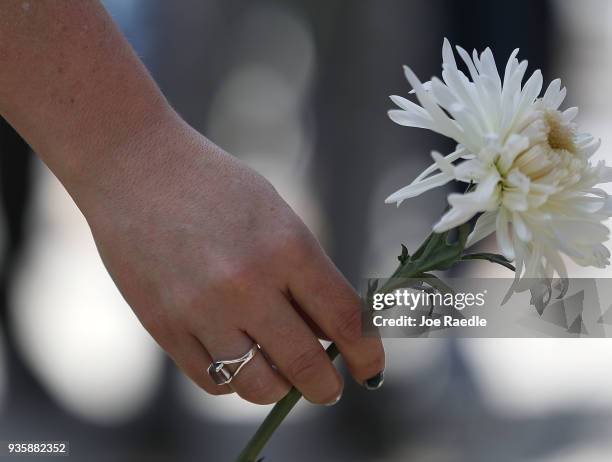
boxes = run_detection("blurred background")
[1,0,612,460]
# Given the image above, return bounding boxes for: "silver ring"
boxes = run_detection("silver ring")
[207,344,258,385]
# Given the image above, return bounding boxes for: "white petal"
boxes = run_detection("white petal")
[455,46,479,83]
[553,220,610,254]
[542,78,561,107]
[514,69,543,123]
[597,195,612,215]
[512,212,532,242]
[496,208,515,259]
[413,148,466,183]
[442,38,457,69]
[433,205,479,233]
[497,134,529,172]
[502,192,529,211]
[576,133,594,146]
[466,211,497,247]
[388,109,432,130]
[553,86,567,110]
[579,138,601,158]
[525,245,543,278]
[413,147,467,183]
[431,151,455,176]
[430,77,459,108]
[447,172,500,210]
[597,164,612,182]
[434,173,501,232]
[502,49,520,86]
[541,242,568,280]
[390,95,427,114]
[402,65,472,149]
[479,47,501,92]
[562,106,578,122]
[385,172,454,204]
[500,59,528,132]
[454,158,490,182]
[408,81,432,94]
[472,49,482,72]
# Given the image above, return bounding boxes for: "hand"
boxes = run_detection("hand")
[74,114,385,405]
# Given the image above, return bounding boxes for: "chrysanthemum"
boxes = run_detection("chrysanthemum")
[386,38,612,289]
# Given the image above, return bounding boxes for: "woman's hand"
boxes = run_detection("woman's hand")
[75,116,385,405]
[0,0,384,405]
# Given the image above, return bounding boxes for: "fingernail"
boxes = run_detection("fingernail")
[325,392,342,406]
[363,371,385,390]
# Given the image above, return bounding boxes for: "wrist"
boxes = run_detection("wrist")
[61,101,191,217]
[61,95,176,182]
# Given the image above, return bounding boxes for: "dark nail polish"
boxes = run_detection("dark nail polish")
[363,371,385,390]
[324,392,342,406]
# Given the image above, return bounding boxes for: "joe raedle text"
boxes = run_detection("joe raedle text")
[372,314,487,328]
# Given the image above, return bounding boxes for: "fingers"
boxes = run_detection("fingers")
[288,242,385,389]
[200,328,291,405]
[247,294,343,405]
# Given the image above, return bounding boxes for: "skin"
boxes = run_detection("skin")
[0,1,384,405]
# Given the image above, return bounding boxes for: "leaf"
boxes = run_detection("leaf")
[410,232,438,261]
[398,244,410,264]
[419,232,445,261]
[400,222,471,275]
[461,252,516,272]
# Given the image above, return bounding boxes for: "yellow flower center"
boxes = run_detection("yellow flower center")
[544,110,576,154]
[496,109,585,213]
[512,110,579,183]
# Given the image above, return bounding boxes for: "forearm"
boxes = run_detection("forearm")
[0,0,176,192]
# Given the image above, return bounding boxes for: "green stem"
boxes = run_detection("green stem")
[235,343,340,462]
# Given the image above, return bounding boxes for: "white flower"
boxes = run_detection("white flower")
[386,38,612,289]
